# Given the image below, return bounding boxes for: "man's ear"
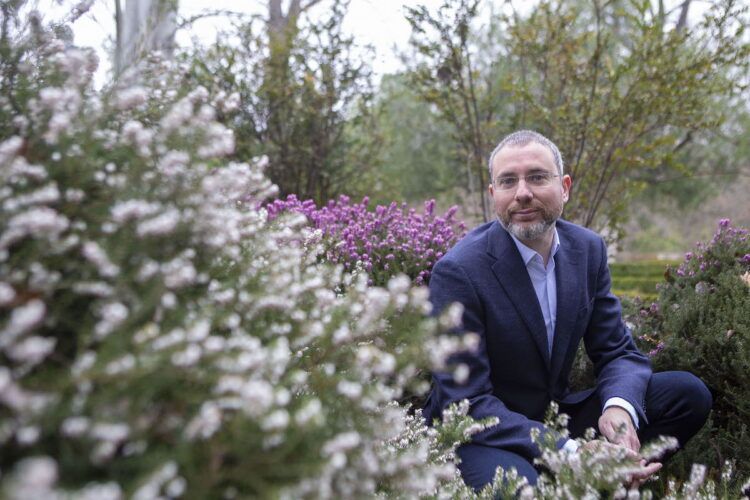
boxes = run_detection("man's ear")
[488,183,494,197]
[561,174,572,202]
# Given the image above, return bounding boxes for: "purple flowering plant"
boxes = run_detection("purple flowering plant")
[628,220,749,358]
[266,194,466,286]
[664,218,750,291]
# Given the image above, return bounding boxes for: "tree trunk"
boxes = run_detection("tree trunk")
[115,0,178,76]
[676,0,692,32]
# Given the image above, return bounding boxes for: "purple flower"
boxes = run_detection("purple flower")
[648,342,665,357]
[266,195,466,285]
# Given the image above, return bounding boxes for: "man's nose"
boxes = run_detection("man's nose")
[514,179,534,201]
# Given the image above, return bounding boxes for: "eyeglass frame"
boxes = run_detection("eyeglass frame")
[490,171,562,191]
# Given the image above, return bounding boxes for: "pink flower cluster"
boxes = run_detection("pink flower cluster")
[671,218,749,281]
[266,195,466,285]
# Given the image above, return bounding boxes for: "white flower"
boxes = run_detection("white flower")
[61,416,90,437]
[322,431,361,456]
[295,398,322,426]
[171,343,202,367]
[185,402,222,440]
[1,207,69,249]
[6,335,56,366]
[261,409,290,432]
[0,299,46,349]
[73,281,114,297]
[186,319,211,342]
[74,482,122,500]
[91,422,130,443]
[121,120,154,156]
[8,456,58,496]
[452,363,470,384]
[114,86,148,110]
[160,97,193,132]
[157,150,189,177]
[82,241,120,278]
[239,380,275,417]
[105,354,136,375]
[16,426,40,445]
[161,256,197,289]
[132,462,178,500]
[197,123,235,158]
[0,136,24,165]
[165,477,186,497]
[137,208,181,237]
[94,302,129,339]
[6,158,47,183]
[387,274,411,294]
[337,380,362,399]
[111,200,161,224]
[0,282,16,305]
[3,183,60,211]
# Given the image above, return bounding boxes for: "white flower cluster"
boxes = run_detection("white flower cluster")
[0,10,472,499]
[471,405,748,500]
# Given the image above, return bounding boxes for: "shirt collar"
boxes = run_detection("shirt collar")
[509,227,560,266]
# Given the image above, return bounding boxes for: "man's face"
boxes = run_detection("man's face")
[489,142,572,243]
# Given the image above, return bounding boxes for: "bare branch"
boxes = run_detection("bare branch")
[676,0,692,32]
[114,0,122,75]
[300,0,324,13]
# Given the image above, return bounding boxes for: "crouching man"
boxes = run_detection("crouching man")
[423,130,712,490]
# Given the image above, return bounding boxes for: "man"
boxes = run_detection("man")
[423,130,712,491]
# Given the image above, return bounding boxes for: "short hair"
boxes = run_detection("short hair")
[488,130,564,181]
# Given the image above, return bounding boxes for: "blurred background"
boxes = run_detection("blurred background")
[38,0,750,258]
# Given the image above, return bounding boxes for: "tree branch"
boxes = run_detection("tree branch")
[676,0,692,32]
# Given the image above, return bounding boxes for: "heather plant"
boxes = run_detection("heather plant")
[266,194,466,286]
[645,220,750,480]
[0,6,487,498]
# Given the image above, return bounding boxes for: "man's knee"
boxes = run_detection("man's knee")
[666,371,712,425]
[456,444,538,492]
[645,371,712,445]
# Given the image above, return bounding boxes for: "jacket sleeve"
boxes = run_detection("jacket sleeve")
[428,257,566,461]
[584,238,652,423]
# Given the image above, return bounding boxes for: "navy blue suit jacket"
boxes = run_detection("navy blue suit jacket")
[424,219,652,461]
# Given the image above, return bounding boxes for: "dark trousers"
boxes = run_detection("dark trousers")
[457,371,712,491]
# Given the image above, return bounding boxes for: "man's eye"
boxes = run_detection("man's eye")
[498,177,517,186]
[527,174,547,183]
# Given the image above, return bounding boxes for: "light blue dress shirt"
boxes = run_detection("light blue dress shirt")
[509,230,559,356]
[509,228,638,452]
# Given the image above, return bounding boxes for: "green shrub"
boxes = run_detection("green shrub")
[648,220,750,481]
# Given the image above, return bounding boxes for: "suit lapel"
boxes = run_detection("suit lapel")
[550,230,582,382]
[487,222,551,366]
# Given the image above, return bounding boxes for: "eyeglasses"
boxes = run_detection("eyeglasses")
[492,172,560,191]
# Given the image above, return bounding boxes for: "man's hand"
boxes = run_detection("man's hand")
[580,440,662,489]
[599,406,640,453]
[597,407,662,489]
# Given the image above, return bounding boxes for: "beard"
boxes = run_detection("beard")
[497,202,562,242]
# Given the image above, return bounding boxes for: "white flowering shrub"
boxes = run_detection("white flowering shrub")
[465,405,750,500]
[0,6,485,499]
[3,5,748,500]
